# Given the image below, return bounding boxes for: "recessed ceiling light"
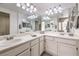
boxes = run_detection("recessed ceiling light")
[16,3,21,7]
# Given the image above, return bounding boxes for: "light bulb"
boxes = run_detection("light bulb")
[27,3,30,7]
[45,10,48,14]
[34,8,37,12]
[53,7,58,13]
[30,5,34,9]
[16,3,21,7]
[49,9,52,13]
[22,6,25,9]
[21,3,26,9]
[26,8,29,11]
[58,6,63,13]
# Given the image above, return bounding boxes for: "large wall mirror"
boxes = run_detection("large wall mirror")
[0,12,10,35]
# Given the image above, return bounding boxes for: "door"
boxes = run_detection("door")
[31,43,39,56]
[58,42,76,56]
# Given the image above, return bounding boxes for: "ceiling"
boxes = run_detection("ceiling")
[0,3,76,16]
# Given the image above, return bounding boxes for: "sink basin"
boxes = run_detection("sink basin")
[31,35,37,37]
[0,39,22,47]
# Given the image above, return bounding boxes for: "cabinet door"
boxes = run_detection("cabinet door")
[18,49,30,56]
[40,41,44,55]
[58,42,76,56]
[45,36,57,55]
[31,43,39,56]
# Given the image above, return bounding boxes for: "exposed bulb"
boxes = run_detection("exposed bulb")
[22,6,25,9]
[27,3,30,7]
[45,10,49,14]
[58,5,63,13]
[30,5,34,9]
[49,9,52,13]
[16,3,21,7]
[34,8,37,12]
[26,8,29,11]
[53,7,58,13]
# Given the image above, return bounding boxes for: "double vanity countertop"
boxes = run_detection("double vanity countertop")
[0,32,79,53]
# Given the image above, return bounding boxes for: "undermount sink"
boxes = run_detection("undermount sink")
[31,35,37,37]
[0,39,22,47]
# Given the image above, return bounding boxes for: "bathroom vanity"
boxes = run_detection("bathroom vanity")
[0,32,79,56]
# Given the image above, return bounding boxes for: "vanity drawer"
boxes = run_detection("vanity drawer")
[31,39,39,46]
[0,42,30,56]
[57,38,76,46]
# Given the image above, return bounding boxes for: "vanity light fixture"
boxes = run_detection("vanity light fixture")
[45,5,63,15]
[16,3,37,13]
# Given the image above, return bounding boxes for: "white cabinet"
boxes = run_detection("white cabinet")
[58,42,76,56]
[30,38,40,56]
[40,37,44,55]
[0,42,30,56]
[45,36,57,55]
[31,43,39,56]
[18,49,30,56]
[57,38,77,56]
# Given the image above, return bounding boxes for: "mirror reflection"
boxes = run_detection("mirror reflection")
[0,3,78,36]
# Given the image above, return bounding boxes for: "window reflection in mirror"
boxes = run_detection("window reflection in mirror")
[58,17,69,32]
